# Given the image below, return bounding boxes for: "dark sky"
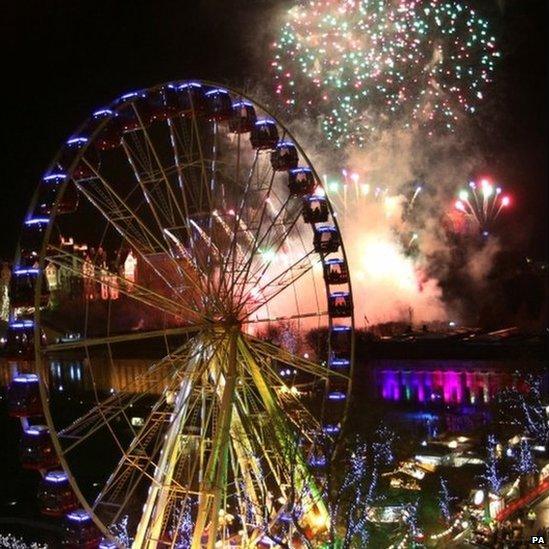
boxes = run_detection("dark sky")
[1,0,547,260]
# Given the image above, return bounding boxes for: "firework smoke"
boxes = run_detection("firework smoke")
[245,0,507,327]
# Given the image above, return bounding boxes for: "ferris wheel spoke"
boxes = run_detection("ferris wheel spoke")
[234,202,303,308]
[237,337,328,525]
[243,333,347,383]
[240,349,322,442]
[43,324,202,353]
[169,115,207,212]
[72,335,221,528]
[121,138,177,228]
[74,168,205,314]
[243,310,328,325]
[166,118,197,245]
[228,192,294,305]
[133,333,230,547]
[220,149,261,284]
[238,249,318,318]
[57,339,200,454]
[132,104,191,230]
[165,116,234,309]
[78,159,167,254]
[119,131,212,306]
[45,246,197,321]
[120,138,198,284]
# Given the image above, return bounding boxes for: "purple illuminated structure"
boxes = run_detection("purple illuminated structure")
[375,363,517,406]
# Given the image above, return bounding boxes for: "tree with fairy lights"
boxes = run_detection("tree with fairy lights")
[438,477,454,524]
[515,438,537,476]
[321,426,395,548]
[481,434,506,495]
[401,500,421,547]
[239,430,318,549]
[244,424,396,547]
[110,515,132,547]
[170,499,193,549]
[0,535,46,549]
[495,374,549,447]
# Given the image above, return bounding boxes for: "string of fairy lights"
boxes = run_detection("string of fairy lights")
[272,0,500,146]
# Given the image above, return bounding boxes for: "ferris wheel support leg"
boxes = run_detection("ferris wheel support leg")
[192,328,239,549]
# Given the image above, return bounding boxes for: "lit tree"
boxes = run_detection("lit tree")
[110,514,132,547]
[438,477,454,524]
[515,438,537,476]
[402,500,420,547]
[0,534,46,549]
[170,498,193,549]
[496,374,549,446]
[481,434,506,494]
[323,426,396,548]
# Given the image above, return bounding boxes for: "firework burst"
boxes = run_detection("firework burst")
[454,178,511,234]
[272,0,500,146]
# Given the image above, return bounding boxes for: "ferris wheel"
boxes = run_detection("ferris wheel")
[6,80,355,548]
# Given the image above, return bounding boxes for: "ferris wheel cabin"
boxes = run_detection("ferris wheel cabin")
[38,470,79,517]
[328,291,353,318]
[329,325,352,369]
[5,320,45,360]
[33,173,78,216]
[205,88,233,121]
[302,195,329,223]
[57,137,96,181]
[271,141,299,171]
[323,258,349,285]
[288,167,316,196]
[177,82,207,113]
[20,424,59,470]
[313,226,341,254]
[250,119,279,149]
[229,101,257,133]
[9,267,49,308]
[64,509,102,549]
[7,373,41,417]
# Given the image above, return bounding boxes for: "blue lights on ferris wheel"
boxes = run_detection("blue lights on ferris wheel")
[177,81,202,89]
[120,92,139,100]
[25,425,49,436]
[44,470,69,484]
[24,217,49,226]
[66,137,88,146]
[43,173,67,182]
[99,540,118,549]
[66,509,92,523]
[232,101,254,108]
[12,373,39,383]
[205,88,228,96]
[13,268,40,276]
[8,320,35,329]
[329,358,351,368]
[92,108,114,118]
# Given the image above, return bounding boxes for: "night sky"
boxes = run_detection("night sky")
[1,0,547,261]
